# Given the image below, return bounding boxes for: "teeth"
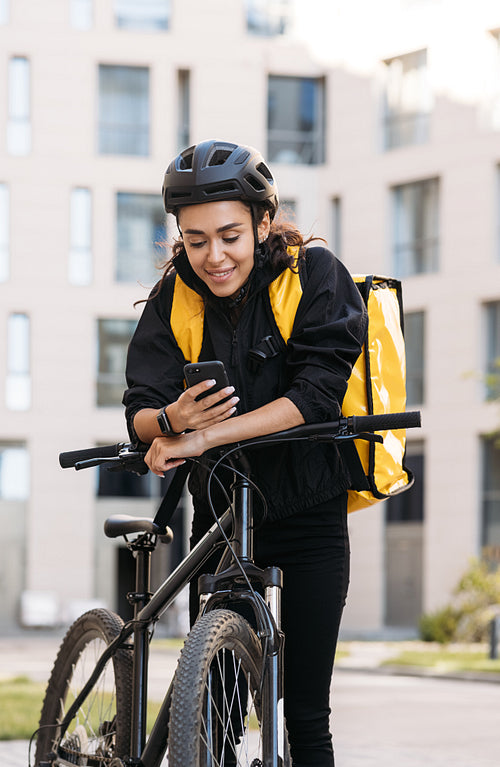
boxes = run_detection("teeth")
[208,269,232,277]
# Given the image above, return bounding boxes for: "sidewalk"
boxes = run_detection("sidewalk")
[1,632,499,685]
[335,639,500,684]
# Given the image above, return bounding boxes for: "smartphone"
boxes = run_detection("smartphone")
[183,360,232,404]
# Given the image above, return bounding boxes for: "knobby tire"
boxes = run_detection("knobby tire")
[168,607,287,767]
[35,608,133,767]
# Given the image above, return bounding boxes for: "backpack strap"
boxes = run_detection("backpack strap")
[152,461,191,534]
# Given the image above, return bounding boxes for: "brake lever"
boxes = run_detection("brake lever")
[311,432,383,444]
[75,452,148,474]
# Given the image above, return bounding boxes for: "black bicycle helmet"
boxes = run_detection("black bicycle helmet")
[162,140,279,219]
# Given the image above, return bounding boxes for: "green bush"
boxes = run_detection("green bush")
[419,558,500,643]
[419,605,459,643]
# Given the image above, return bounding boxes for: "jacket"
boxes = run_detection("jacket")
[123,245,368,521]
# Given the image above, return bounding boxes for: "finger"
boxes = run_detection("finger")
[150,468,165,478]
[200,390,238,412]
[164,458,186,471]
[187,379,218,400]
[197,405,238,429]
[145,456,165,478]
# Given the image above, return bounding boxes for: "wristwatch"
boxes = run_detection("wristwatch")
[156,406,179,436]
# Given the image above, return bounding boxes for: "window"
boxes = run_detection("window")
[70,0,92,29]
[0,0,9,24]
[482,436,500,559]
[116,192,165,283]
[97,462,172,497]
[383,49,431,150]
[0,444,29,500]
[98,464,153,497]
[69,188,92,285]
[386,444,424,522]
[392,178,439,277]
[97,319,136,406]
[98,65,149,156]
[489,30,500,130]
[0,184,8,282]
[405,311,425,405]
[7,57,31,156]
[114,0,170,30]
[268,76,325,165]
[485,302,500,401]
[6,314,30,411]
[245,0,291,36]
[331,197,342,260]
[498,165,500,260]
[177,70,190,151]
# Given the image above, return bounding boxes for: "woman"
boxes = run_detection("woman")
[123,139,367,766]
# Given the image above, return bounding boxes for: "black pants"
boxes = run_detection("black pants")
[190,494,350,767]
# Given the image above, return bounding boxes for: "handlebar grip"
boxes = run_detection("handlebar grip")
[59,443,124,469]
[350,411,421,433]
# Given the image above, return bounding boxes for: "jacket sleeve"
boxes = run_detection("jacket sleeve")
[283,247,368,423]
[122,276,186,442]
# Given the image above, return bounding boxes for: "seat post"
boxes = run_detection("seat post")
[128,535,155,757]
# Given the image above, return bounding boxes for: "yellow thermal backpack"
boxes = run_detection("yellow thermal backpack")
[342,274,413,511]
[169,250,413,512]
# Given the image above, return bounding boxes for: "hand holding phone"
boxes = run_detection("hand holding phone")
[183,361,234,407]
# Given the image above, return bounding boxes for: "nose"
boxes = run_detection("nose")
[206,238,225,264]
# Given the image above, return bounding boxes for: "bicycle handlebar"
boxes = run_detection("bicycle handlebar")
[59,411,421,473]
[59,442,127,469]
[350,410,421,433]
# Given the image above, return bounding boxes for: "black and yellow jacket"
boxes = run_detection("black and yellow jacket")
[123,245,367,521]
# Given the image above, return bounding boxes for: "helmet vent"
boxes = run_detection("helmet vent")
[177,149,194,170]
[256,162,273,182]
[204,182,239,197]
[170,191,193,200]
[207,148,233,167]
[244,174,265,193]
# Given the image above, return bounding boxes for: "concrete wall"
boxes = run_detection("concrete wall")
[1,0,500,634]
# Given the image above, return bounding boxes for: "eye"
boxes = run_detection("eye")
[189,240,206,249]
[223,235,240,244]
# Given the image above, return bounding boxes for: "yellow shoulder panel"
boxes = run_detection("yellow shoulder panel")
[170,275,204,363]
[268,246,303,343]
[171,247,303,359]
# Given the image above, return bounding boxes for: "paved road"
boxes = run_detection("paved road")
[333,669,499,766]
[1,636,499,766]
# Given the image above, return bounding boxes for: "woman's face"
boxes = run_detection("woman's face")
[178,200,270,299]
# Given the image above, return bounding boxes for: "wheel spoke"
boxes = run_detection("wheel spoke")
[36,609,132,767]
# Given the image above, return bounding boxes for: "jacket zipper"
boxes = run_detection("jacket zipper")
[230,325,250,413]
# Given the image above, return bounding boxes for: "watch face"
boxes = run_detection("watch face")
[158,409,170,434]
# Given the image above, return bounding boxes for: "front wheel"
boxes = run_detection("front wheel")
[35,608,133,767]
[168,608,287,767]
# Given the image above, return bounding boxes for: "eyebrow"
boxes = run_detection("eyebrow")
[183,222,245,235]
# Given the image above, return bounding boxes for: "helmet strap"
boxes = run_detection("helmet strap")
[251,204,268,268]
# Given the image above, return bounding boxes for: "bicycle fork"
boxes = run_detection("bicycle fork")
[199,461,287,767]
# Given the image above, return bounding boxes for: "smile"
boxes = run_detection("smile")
[205,268,235,280]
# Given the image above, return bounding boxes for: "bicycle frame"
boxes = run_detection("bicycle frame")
[55,463,286,767]
[52,410,421,767]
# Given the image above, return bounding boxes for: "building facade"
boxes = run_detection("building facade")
[1,0,500,635]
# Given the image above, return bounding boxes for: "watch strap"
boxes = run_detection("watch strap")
[157,406,179,436]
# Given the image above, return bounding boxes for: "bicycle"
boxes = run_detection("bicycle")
[34,410,420,767]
